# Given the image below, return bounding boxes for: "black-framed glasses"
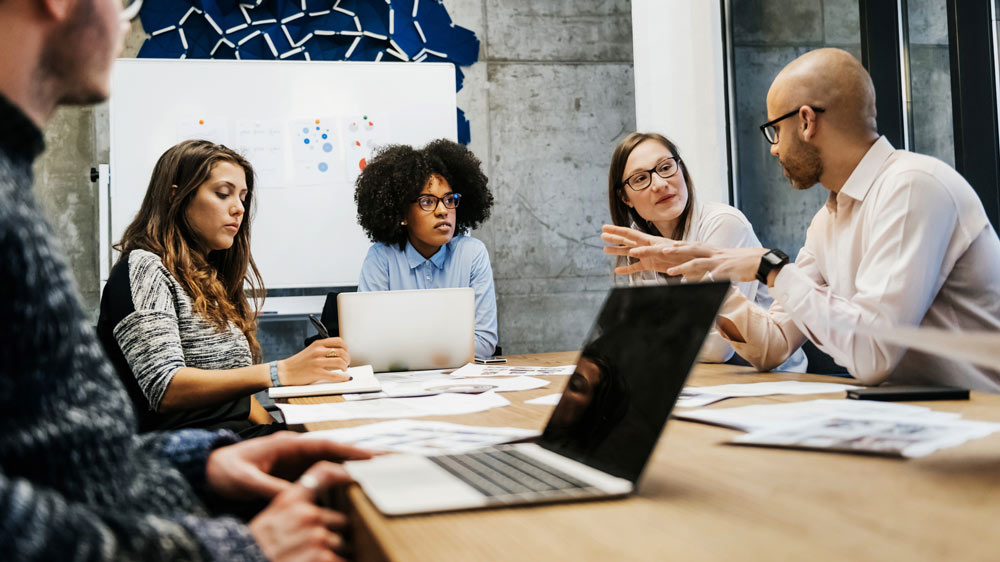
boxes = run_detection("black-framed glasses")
[121,0,144,22]
[621,157,681,191]
[759,106,825,144]
[414,193,461,212]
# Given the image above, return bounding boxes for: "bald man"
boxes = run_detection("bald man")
[603,48,1000,392]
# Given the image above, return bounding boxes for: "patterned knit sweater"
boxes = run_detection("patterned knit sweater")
[0,94,266,560]
[98,250,254,434]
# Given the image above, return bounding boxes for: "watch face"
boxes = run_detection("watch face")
[765,252,783,266]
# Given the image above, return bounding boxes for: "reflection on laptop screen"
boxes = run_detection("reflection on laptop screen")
[539,282,729,483]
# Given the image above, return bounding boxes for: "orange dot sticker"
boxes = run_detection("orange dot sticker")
[355,140,361,146]
[315,119,320,124]
[199,119,204,125]
[359,158,367,171]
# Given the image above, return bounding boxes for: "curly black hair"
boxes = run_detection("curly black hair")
[354,139,494,249]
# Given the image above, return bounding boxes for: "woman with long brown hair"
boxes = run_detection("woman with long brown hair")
[605,132,807,371]
[97,139,350,437]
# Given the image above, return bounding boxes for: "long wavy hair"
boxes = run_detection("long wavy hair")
[607,132,696,241]
[114,140,264,360]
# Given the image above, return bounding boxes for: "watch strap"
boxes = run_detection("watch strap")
[269,360,282,387]
[756,249,790,284]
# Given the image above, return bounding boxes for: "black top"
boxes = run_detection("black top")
[98,253,260,435]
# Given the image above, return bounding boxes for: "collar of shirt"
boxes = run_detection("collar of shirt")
[405,239,450,271]
[0,92,46,167]
[827,136,895,212]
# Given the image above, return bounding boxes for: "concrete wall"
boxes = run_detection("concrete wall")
[907,0,955,167]
[31,4,633,359]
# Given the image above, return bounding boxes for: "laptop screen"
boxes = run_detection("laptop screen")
[538,282,730,483]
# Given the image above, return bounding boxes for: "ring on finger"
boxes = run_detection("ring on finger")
[298,473,321,492]
[325,348,339,358]
[706,271,715,282]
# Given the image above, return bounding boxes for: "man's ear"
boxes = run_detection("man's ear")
[800,105,819,142]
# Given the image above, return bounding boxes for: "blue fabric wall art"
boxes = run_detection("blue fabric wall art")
[137,0,478,143]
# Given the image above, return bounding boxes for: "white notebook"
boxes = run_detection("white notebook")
[267,365,381,399]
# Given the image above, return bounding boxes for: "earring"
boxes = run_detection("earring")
[400,220,407,226]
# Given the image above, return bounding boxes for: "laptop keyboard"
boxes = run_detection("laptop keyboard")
[428,445,602,501]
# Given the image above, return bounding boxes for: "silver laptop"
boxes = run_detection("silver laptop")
[338,287,475,372]
[344,282,731,516]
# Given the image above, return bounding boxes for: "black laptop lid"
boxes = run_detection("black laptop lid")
[538,282,730,483]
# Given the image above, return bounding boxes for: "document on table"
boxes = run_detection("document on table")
[525,393,562,406]
[448,363,576,378]
[276,391,511,424]
[303,419,539,455]
[268,365,381,399]
[674,399,959,432]
[343,375,550,401]
[676,381,861,408]
[733,415,1000,458]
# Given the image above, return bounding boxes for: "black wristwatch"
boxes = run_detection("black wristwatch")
[756,249,790,284]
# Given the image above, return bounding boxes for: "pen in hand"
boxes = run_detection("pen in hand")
[308,314,330,339]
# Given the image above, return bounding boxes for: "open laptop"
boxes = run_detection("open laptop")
[344,282,731,516]
[338,287,475,372]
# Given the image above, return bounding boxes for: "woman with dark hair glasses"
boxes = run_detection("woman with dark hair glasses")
[354,139,499,358]
[605,132,807,371]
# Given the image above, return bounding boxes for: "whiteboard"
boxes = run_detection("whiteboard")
[107,58,457,289]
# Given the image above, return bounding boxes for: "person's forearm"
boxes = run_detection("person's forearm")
[716,289,804,371]
[159,363,273,411]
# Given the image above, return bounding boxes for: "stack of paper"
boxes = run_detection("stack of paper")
[304,419,539,455]
[448,363,576,378]
[677,399,1000,458]
[268,365,380,399]
[676,381,860,408]
[276,391,510,425]
[343,375,549,401]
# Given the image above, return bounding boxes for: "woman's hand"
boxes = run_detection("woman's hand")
[279,338,352,386]
[248,461,354,562]
[602,224,708,275]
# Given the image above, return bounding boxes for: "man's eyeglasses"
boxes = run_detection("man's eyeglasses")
[621,157,681,192]
[121,0,144,22]
[759,106,825,145]
[414,193,461,212]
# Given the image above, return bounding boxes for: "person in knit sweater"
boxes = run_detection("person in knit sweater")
[0,0,373,559]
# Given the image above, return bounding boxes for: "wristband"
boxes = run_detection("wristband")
[269,360,282,387]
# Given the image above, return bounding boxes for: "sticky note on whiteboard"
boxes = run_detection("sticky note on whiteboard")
[176,117,230,146]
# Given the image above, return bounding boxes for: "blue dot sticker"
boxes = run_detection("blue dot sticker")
[321,133,328,139]
[302,127,308,133]
[318,162,328,172]
[322,142,333,152]
[303,138,310,144]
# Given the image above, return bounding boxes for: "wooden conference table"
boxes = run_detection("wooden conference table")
[289,352,1000,562]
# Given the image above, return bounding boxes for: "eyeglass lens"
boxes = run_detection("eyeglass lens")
[626,159,678,191]
[416,194,461,211]
[764,125,779,144]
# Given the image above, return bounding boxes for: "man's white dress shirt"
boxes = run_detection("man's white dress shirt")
[719,136,1000,392]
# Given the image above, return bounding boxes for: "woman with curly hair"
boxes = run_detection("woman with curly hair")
[97,140,351,437]
[354,139,498,358]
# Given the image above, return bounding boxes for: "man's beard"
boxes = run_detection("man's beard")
[780,138,823,190]
[37,0,110,106]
